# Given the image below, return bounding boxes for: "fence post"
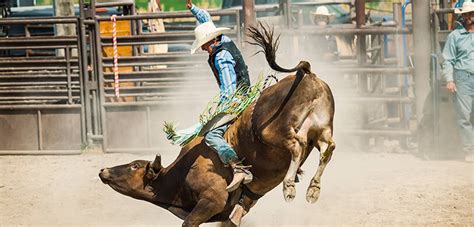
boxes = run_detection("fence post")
[79,0,94,146]
[76,18,87,146]
[93,19,109,152]
[431,54,439,156]
[412,0,432,134]
[356,0,369,149]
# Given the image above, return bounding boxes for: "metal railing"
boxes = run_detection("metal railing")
[274,2,415,149]
[0,1,423,154]
[85,8,242,153]
[0,16,87,154]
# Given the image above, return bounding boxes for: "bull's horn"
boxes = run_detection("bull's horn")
[151,154,162,171]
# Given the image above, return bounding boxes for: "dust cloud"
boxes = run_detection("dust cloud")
[1,18,472,227]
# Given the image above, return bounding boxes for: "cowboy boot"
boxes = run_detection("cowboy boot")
[226,165,253,192]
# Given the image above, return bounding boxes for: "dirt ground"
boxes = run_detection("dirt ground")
[1,151,473,226]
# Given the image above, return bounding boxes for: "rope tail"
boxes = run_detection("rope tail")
[263,74,278,89]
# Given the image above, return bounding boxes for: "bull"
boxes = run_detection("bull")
[99,23,335,227]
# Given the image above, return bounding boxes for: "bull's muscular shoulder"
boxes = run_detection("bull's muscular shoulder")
[168,137,231,183]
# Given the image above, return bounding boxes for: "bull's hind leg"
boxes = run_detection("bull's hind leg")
[282,124,309,202]
[282,142,303,202]
[306,128,335,203]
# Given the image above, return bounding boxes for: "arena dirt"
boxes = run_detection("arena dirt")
[1,24,473,227]
[1,150,472,226]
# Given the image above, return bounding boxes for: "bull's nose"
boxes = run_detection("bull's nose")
[99,168,109,176]
[99,168,110,184]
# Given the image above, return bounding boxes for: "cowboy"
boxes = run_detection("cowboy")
[442,2,474,162]
[186,0,252,191]
[310,6,339,61]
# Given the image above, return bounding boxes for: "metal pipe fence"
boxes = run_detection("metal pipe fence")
[0,2,427,154]
[0,16,87,154]
[275,4,416,148]
[88,9,243,152]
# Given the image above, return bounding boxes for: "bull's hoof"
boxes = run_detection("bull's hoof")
[306,184,321,203]
[283,181,296,202]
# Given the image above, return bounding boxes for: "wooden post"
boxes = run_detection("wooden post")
[412,0,432,130]
[242,0,256,53]
[355,0,366,64]
[281,0,291,28]
[242,0,256,40]
[54,0,76,56]
[355,0,369,149]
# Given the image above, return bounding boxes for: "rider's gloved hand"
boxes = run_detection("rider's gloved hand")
[186,0,192,9]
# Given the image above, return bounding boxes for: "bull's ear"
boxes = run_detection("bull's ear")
[145,162,155,181]
[150,154,162,172]
[146,154,162,180]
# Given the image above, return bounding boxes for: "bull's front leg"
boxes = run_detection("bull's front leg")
[182,192,227,227]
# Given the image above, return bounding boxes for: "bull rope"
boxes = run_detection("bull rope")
[250,73,278,144]
[111,14,120,97]
[163,82,263,146]
[262,74,278,90]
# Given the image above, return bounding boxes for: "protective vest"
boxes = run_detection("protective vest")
[207,41,250,88]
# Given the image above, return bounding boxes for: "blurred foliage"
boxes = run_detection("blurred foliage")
[160,0,222,11]
[366,0,402,13]
[35,0,222,11]
[37,0,55,5]
[34,0,399,12]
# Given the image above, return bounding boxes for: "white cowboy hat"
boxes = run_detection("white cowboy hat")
[311,6,332,16]
[455,1,474,14]
[190,21,230,54]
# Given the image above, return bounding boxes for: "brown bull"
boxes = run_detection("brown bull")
[99,23,335,227]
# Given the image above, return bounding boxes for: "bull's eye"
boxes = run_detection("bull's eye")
[130,163,139,171]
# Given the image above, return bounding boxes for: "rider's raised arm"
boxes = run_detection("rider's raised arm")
[189,3,212,24]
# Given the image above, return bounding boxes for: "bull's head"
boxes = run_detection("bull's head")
[99,154,162,199]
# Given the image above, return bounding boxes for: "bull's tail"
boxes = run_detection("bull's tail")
[247,22,311,74]
[247,23,313,143]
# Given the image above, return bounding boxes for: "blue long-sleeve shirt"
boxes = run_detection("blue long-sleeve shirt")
[190,4,237,99]
[442,27,474,82]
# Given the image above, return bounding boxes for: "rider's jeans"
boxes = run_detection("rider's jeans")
[204,124,238,165]
[453,70,474,152]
